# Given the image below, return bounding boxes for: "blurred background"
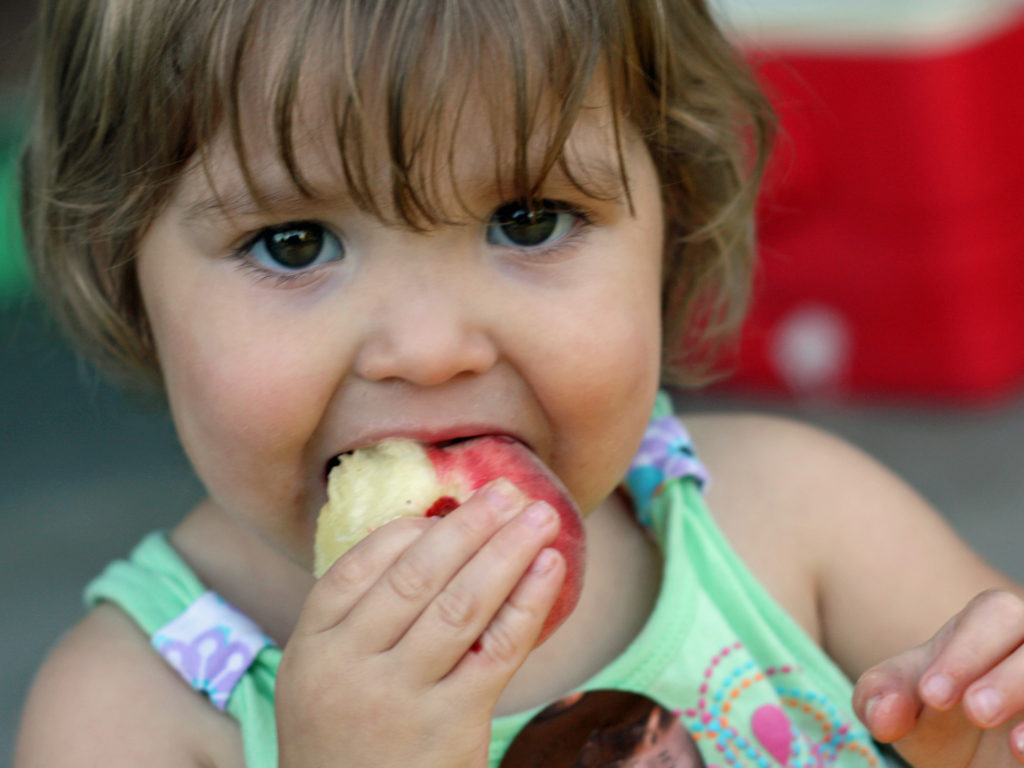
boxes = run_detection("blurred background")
[3,0,1024,763]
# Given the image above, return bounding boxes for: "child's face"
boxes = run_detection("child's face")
[135,87,665,567]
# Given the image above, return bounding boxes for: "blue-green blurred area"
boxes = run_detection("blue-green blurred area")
[0,120,29,304]
[1,0,36,306]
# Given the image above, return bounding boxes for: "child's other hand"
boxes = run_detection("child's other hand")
[853,588,1024,766]
[275,479,565,768]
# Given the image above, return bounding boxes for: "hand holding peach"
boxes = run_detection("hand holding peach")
[314,435,586,646]
[277,477,569,768]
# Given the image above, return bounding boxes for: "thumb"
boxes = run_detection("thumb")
[854,645,931,743]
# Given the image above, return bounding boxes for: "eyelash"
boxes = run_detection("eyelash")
[231,259,317,288]
[227,199,597,286]
[485,200,595,259]
[229,222,339,287]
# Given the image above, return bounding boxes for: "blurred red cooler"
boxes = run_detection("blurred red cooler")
[713,1,1024,401]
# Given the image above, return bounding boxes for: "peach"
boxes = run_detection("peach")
[314,435,585,646]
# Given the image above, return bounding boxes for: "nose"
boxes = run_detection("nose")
[353,270,500,386]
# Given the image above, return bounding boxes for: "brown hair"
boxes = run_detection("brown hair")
[21,0,772,389]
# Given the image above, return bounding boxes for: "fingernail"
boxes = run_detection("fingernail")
[484,478,521,513]
[522,501,555,529]
[968,687,1004,726]
[921,673,954,707]
[864,695,881,725]
[864,693,895,729]
[1013,727,1024,756]
[530,549,559,574]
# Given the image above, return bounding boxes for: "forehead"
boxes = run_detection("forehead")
[177,1,637,225]
[181,78,634,226]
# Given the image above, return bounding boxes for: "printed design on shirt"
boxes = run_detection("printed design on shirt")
[499,689,706,768]
[152,591,273,710]
[681,641,881,767]
[626,415,710,526]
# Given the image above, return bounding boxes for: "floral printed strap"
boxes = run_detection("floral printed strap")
[152,591,273,711]
[626,415,709,527]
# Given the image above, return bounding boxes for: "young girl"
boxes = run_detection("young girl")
[14,1,1024,766]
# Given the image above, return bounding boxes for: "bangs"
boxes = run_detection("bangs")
[27,0,770,387]
[194,0,641,227]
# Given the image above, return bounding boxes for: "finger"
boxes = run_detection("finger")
[341,478,531,653]
[296,515,437,636]
[919,589,1024,712]
[443,546,565,693]
[395,500,561,680]
[963,644,1024,729]
[854,652,927,743]
[1010,719,1024,762]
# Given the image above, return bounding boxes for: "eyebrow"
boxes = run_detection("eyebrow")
[181,184,331,224]
[180,152,630,225]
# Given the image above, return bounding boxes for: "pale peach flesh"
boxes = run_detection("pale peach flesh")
[315,435,585,646]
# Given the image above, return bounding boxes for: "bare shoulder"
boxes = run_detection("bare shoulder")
[682,411,1013,677]
[683,410,910,526]
[683,411,855,509]
[15,603,244,768]
[683,410,963,553]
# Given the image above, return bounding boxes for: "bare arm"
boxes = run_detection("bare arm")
[689,412,1024,766]
[689,412,1013,674]
[15,603,244,768]
[786,418,1009,675]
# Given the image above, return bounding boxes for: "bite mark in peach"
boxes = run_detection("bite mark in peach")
[314,435,585,645]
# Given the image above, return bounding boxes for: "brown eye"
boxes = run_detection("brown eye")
[488,201,577,248]
[250,222,343,271]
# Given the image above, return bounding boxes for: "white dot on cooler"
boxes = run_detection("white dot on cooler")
[771,304,850,395]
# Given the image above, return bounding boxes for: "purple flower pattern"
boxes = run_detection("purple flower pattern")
[153,591,272,710]
[626,415,709,526]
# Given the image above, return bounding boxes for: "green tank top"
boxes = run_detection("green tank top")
[85,393,888,767]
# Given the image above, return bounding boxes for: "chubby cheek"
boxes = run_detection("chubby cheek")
[538,291,663,515]
[148,291,335,556]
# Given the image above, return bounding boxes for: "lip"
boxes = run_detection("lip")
[322,426,528,482]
